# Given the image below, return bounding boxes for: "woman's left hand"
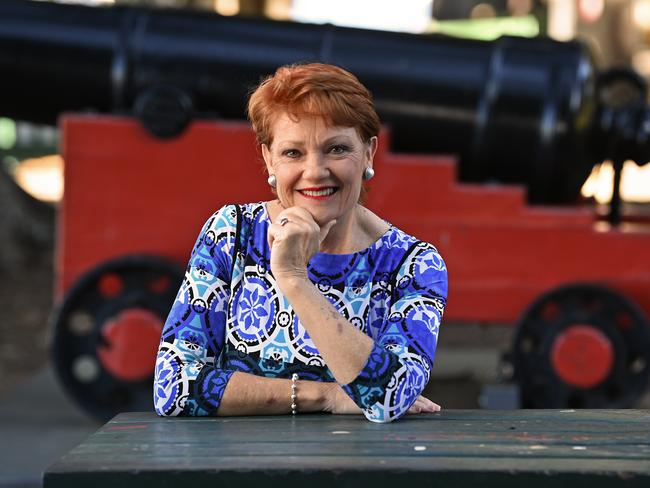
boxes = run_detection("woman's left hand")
[267,206,336,283]
[407,395,442,414]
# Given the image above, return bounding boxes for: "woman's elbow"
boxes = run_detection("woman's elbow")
[153,382,182,417]
[154,404,174,417]
[361,401,410,423]
[366,413,398,424]
[361,373,427,423]
[153,357,186,417]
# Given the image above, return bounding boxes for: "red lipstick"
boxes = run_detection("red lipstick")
[297,186,338,200]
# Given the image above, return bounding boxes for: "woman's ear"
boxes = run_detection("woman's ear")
[366,136,378,167]
[261,143,273,174]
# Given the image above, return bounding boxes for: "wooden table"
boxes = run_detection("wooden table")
[44,410,650,487]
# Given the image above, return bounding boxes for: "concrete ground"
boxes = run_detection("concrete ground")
[0,365,99,488]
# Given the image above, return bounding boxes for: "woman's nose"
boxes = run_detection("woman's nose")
[302,152,329,180]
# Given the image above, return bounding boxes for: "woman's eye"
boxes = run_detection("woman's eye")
[329,145,348,154]
[283,149,300,158]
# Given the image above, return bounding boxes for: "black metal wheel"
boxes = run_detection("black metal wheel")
[52,255,183,421]
[513,283,650,408]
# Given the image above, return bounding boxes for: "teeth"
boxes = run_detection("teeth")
[301,188,335,197]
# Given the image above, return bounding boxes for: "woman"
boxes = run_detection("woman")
[154,63,447,423]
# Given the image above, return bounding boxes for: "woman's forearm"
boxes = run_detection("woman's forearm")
[278,276,374,385]
[216,370,332,416]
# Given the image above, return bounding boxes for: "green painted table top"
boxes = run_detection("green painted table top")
[44,410,650,487]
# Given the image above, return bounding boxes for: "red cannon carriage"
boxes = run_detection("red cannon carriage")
[53,115,650,420]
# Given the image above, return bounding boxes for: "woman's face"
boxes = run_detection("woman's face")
[262,113,377,226]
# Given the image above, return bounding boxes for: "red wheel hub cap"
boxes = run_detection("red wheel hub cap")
[97,308,162,381]
[550,324,614,389]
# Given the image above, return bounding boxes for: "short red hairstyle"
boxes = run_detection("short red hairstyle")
[247,63,380,147]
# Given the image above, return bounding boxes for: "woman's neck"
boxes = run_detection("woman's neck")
[319,205,360,254]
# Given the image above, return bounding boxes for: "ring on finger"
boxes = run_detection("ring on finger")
[279,217,290,226]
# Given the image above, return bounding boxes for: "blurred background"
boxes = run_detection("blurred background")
[1,0,650,485]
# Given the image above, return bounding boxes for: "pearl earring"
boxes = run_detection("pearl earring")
[267,174,277,188]
[363,167,375,181]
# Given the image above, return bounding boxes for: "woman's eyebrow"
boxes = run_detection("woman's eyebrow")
[277,136,354,147]
[322,135,354,145]
[277,140,304,146]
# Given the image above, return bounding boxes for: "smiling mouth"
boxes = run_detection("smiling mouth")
[298,187,338,198]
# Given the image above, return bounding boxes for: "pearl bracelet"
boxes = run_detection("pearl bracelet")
[291,373,298,415]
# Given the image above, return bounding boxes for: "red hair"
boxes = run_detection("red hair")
[247,63,380,147]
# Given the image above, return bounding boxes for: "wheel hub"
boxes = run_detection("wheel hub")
[550,324,614,389]
[97,308,163,381]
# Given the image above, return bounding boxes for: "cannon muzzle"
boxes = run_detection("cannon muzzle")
[1,0,648,206]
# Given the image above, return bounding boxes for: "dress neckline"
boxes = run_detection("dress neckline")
[259,201,393,257]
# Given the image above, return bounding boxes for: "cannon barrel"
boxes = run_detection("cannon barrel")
[1,0,649,204]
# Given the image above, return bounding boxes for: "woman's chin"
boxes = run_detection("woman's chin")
[290,201,334,225]
[311,213,334,227]
[290,196,352,227]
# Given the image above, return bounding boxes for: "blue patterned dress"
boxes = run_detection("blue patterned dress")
[154,202,447,423]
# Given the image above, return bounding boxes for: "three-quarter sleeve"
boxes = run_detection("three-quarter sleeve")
[342,242,447,423]
[154,204,238,416]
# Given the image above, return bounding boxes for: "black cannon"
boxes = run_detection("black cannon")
[1,0,649,211]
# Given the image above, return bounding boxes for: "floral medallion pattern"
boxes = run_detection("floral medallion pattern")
[154,202,447,422]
